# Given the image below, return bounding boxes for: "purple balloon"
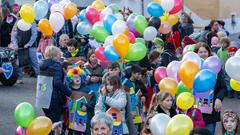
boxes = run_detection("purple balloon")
[202,56,222,74]
[126,14,140,37]
[15,126,26,135]
[48,0,60,8]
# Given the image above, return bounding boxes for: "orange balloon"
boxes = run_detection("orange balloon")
[26,116,52,135]
[179,60,200,89]
[38,19,53,36]
[113,34,130,58]
[64,2,77,20]
[124,27,129,35]
[159,77,178,96]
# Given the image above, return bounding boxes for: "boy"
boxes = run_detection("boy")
[63,38,85,58]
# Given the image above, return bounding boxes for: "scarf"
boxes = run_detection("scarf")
[70,49,79,57]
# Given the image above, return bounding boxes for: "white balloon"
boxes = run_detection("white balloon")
[104,35,115,47]
[114,13,124,20]
[234,49,240,58]
[144,26,157,41]
[112,20,127,35]
[17,19,32,31]
[150,113,171,135]
[100,7,113,21]
[50,4,64,14]
[161,0,175,12]
[49,12,65,33]
[59,0,71,8]
[225,56,240,81]
[182,52,202,68]
[167,60,181,82]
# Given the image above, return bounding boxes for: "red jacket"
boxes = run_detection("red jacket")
[187,108,205,127]
[167,31,181,51]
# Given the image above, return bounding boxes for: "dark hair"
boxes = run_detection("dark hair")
[142,113,156,134]
[209,20,218,28]
[87,49,95,61]
[107,74,122,90]
[107,62,120,70]
[163,41,175,52]
[190,127,211,135]
[131,64,142,74]
[148,50,160,64]
[67,38,79,48]
[181,12,194,24]
[194,42,212,57]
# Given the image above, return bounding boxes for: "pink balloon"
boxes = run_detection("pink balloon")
[16,126,26,135]
[128,32,136,44]
[95,47,108,61]
[154,67,168,83]
[86,7,100,25]
[167,61,181,82]
[169,0,183,14]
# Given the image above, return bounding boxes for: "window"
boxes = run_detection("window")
[112,113,117,121]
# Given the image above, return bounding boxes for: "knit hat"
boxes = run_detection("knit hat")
[228,46,238,53]
[183,36,196,45]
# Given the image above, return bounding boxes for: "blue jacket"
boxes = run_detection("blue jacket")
[40,59,72,103]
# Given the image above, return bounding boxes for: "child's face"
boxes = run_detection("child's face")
[229,52,235,57]
[67,46,76,53]
[73,75,81,85]
[132,72,142,81]
[223,117,237,133]
[197,47,209,60]
[160,96,173,110]
[108,67,120,76]
[90,54,98,65]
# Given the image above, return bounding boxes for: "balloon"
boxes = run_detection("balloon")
[127,32,136,44]
[63,2,77,20]
[26,116,52,135]
[50,4,64,14]
[147,2,164,17]
[108,3,119,14]
[104,35,115,47]
[160,14,168,23]
[77,22,92,35]
[48,0,59,8]
[159,77,177,96]
[187,44,195,52]
[154,67,167,83]
[79,9,87,22]
[168,14,179,26]
[234,49,240,58]
[135,38,145,44]
[153,0,162,4]
[202,56,222,74]
[111,20,127,35]
[17,19,32,31]
[126,14,140,37]
[100,7,113,21]
[144,26,158,41]
[49,12,64,33]
[91,23,110,42]
[134,15,148,35]
[114,13,124,20]
[153,37,164,46]
[161,0,175,12]
[176,92,194,110]
[169,0,183,14]
[182,52,202,68]
[149,16,161,30]
[86,7,100,25]
[176,81,191,95]
[159,22,171,34]
[38,19,53,36]
[59,0,71,8]
[95,47,108,61]
[230,79,240,92]
[104,45,120,61]
[225,56,240,81]
[179,60,200,89]
[16,126,26,135]
[14,102,35,128]
[166,114,193,135]
[19,4,35,24]
[167,60,181,81]
[125,42,147,61]
[150,113,170,135]
[91,0,105,11]
[113,34,130,58]
[34,0,48,20]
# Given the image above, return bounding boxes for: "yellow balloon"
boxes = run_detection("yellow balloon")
[19,4,35,24]
[230,79,240,92]
[92,0,105,11]
[64,2,78,20]
[160,15,167,23]
[153,0,162,4]
[176,92,194,110]
[166,114,193,135]
[159,77,177,96]
[168,14,179,26]
[26,116,52,135]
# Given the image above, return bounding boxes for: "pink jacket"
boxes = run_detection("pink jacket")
[37,37,53,55]
[187,108,205,127]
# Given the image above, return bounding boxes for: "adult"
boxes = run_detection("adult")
[91,112,113,135]
[194,42,226,134]
[160,42,178,67]
[181,12,194,36]
[207,20,219,46]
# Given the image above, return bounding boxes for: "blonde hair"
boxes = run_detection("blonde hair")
[44,45,62,59]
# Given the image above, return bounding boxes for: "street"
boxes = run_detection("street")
[0,77,240,134]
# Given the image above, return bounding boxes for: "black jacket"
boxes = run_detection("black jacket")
[156,105,177,118]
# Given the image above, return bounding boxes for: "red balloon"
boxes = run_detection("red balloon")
[169,0,183,14]
[127,32,136,44]
[85,7,100,25]
[95,47,108,61]
[154,66,168,83]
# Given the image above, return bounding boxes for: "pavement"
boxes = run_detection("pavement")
[0,77,240,135]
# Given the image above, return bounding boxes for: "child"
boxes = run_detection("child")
[211,36,220,54]
[63,38,85,58]
[221,109,240,135]
[67,67,96,135]
[37,34,53,59]
[141,113,156,135]
[217,37,231,66]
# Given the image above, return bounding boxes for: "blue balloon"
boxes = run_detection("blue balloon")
[34,0,49,20]
[103,14,117,34]
[79,9,87,22]
[147,2,163,17]
[104,45,120,61]
[193,69,217,93]
[77,22,92,35]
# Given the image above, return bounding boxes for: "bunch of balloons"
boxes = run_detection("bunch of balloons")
[226,49,240,91]
[14,102,52,135]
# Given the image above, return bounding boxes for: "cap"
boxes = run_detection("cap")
[228,46,237,53]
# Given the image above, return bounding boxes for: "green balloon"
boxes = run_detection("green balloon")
[91,24,110,43]
[125,42,147,61]
[153,37,164,46]
[134,15,148,35]
[176,81,191,95]
[187,44,196,52]
[109,3,119,13]
[136,38,145,44]
[14,102,35,128]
